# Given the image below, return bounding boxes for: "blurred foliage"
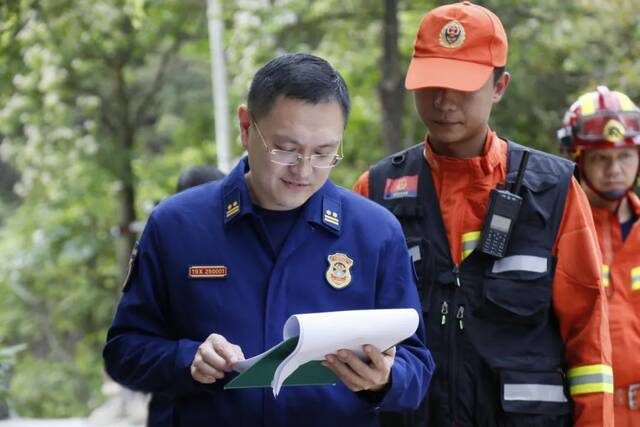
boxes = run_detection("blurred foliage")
[0,0,639,417]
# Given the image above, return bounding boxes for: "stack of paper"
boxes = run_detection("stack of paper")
[225,308,419,397]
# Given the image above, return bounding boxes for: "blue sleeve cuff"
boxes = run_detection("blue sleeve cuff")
[378,357,409,410]
[173,339,202,396]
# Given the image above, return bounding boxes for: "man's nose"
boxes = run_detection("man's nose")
[433,88,458,111]
[291,156,313,178]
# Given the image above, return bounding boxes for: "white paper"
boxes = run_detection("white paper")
[271,308,419,396]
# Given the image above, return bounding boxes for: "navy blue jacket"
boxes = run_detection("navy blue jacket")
[104,157,435,427]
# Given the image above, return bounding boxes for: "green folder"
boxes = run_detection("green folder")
[224,337,338,389]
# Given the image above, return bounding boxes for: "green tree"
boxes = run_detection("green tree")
[0,0,212,416]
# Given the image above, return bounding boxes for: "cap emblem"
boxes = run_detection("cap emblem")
[439,20,465,48]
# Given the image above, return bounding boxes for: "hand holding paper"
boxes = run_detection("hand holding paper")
[323,343,395,392]
[225,308,419,397]
[190,333,245,384]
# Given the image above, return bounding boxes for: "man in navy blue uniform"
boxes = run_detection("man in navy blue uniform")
[103,53,434,427]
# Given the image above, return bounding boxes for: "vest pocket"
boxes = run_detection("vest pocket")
[500,368,571,416]
[477,268,552,325]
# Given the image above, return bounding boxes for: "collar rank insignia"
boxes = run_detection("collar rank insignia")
[323,209,340,227]
[384,175,418,200]
[439,19,465,49]
[189,265,228,279]
[325,253,353,289]
[226,201,240,218]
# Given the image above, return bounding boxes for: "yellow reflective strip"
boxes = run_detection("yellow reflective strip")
[601,264,610,287]
[462,231,481,243]
[570,383,614,395]
[567,364,612,377]
[461,231,481,260]
[632,266,640,291]
[617,92,635,111]
[578,93,596,116]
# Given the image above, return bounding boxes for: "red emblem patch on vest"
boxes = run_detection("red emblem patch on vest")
[188,265,228,278]
[384,175,418,200]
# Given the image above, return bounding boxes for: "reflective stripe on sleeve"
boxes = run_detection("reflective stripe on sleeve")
[602,264,610,288]
[567,364,613,395]
[631,266,640,291]
[491,255,548,274]
[504,383,568,403]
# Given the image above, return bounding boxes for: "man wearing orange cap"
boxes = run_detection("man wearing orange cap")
[558,86,640,426]
[353,2,613,426]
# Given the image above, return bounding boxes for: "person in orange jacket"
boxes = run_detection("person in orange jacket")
[353,2,613,426]
[558,86,640,426]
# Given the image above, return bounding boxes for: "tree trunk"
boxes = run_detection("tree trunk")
[378,0,404,155]
[113,64,138,297]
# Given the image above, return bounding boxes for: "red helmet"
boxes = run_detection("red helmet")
[557,85,640,157]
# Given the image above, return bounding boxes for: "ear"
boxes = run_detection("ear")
[492,71,510,103]
[238,105,251,150]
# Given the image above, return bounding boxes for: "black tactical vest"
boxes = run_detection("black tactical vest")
[369,141,576,427]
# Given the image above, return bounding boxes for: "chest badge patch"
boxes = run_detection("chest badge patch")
[384,175,418,200]
[325,253,354,289]
[189,265,228,279]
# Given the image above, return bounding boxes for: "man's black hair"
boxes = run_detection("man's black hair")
[493,67,506,85]
[247,53,350,125]
[176,165,225,193]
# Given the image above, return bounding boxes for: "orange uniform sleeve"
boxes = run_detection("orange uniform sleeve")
[352,170,370,198]
[552,177,613,427]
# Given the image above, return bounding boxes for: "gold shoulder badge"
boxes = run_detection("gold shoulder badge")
[325,253,354,289]
[226,201,240,218]
[439,20,465,48]
[603,119,626,143]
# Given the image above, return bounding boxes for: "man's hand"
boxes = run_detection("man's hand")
[322,345,395,392]
[190,333,245,384]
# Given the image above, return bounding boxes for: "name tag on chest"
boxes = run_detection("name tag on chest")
[188,265,228,278]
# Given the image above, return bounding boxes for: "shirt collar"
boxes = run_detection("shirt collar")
[221,156,254,225]
[423,128,504,177]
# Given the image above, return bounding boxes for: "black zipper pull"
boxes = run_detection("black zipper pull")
[440,301,449,325]
[457,305,465,330]
[453,264,461,287]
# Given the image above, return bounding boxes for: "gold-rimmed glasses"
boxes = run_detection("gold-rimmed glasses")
[251,117,343,169]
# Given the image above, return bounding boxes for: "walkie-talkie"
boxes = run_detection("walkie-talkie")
[478,151,530,258]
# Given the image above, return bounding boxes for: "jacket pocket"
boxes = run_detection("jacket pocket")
[500,368,570,416]
[477,255,552,325]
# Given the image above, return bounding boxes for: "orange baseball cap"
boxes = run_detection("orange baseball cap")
[405,1,508,92]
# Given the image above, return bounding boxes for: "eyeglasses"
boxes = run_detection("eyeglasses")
[250,117,343,169]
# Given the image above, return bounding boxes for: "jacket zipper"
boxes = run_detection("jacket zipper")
[449,264,461,424]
